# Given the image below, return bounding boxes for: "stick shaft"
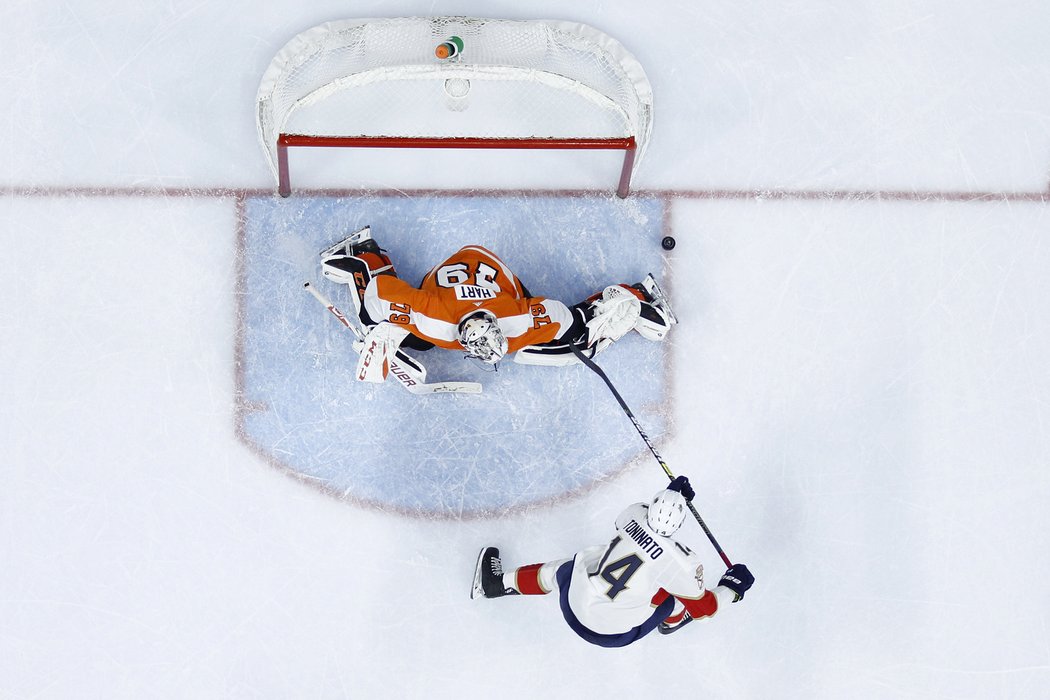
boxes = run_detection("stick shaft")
[570,344,732,567]
[304,281,364,339]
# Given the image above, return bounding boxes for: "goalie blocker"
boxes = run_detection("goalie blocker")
[319,227,677,377]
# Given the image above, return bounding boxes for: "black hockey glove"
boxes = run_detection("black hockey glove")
[667,475,695,501]
[718,564,754,602]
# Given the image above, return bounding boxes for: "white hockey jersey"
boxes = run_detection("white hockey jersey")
[564,503,709,635]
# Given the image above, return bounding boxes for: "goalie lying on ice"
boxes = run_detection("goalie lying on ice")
[319,226,677,382]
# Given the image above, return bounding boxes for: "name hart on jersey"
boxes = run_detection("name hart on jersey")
[454,284,498,301]
[623,519,664,559]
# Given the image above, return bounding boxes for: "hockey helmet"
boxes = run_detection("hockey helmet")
[647,488,688,537]
[458,310,508,365]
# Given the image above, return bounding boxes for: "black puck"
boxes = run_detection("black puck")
[661,236,676,250]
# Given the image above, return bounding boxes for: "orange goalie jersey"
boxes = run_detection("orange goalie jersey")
[362,245,580,353]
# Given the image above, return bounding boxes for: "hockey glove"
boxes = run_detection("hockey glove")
[584,285,641,346]
[667,475,695,501]
[718,564,755,602]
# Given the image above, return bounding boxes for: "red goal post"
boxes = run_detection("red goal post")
[257,18,653,198]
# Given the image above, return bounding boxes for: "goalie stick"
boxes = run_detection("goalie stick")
[569,343,732,567]
[304,282,482,395]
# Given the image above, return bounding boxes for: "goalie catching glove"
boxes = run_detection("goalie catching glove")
[355,322,411,383]
[582,285,642,347]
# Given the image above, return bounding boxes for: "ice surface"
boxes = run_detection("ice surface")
[2,2,1050,699]
[239,193,670,516]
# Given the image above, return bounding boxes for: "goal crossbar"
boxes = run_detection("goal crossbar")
[276,134,638,197]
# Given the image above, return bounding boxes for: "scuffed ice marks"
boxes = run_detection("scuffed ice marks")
[238,193,671,517]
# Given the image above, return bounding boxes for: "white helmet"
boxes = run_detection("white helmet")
[646,488,688,537]
[458,310,508,365]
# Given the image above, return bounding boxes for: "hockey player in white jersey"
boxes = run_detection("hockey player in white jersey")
[471,476,754,648]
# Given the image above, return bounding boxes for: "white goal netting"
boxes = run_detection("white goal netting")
[256,17,654,188]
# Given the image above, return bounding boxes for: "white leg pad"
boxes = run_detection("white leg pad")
[321,256,361,285]
[635,302,673,341]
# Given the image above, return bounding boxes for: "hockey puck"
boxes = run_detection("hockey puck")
[661,236,676,250]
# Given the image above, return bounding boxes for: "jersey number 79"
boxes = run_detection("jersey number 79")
[434,261,500,292]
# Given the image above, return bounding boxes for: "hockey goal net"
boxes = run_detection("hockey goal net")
[256,17,653,197]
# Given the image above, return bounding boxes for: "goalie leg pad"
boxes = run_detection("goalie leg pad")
[355,322,411,383]
[635,301,673,342]
[322,249,394,282]
[514,343,578,366]
[321,225,395,290]
[321,254,372,317]
[514,338,612,366]
[636,274,678,322]
[321,254,369,285]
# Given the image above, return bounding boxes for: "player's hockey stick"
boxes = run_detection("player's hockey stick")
[304,282,482,395]
[570,343,732,566]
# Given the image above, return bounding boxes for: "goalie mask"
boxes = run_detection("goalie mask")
[457,310,508,365]
[646,488,688,537]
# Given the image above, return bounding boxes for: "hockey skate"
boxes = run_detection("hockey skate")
[630,273,678,341]
[470,546,519,600]
[658,611,693,635]
[637,273,678,325]
[319,225,374,259]
[320,226,395,318]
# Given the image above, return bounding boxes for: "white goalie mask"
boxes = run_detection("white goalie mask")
[646,488,688,537]
[457,310,508,365]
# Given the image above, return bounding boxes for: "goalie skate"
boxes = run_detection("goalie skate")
[639,273,678,325]
[319,225,373,258]
[630,274,678,341]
